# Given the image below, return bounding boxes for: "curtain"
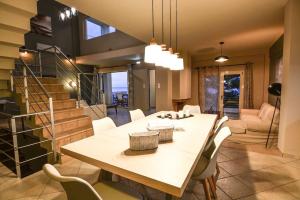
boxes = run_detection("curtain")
[198,66,220,112]
[244,62,254,109]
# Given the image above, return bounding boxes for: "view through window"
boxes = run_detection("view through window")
[85,18,116,40]
[111,72,128,107]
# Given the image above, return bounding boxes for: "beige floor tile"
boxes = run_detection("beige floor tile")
[235,171,276,192]
[261,164,300,185]
[216,186,232,200]
[38,192,67,200]
[280,180,300,199]
[180,192,199,200]
[41,179,64,195]
[55,158,82,176]
[0,171,49,200]
[220,148,250,160]
[237,194,265,200]
[258,187,298,200]
[217,176,255,199]
[286,159,300,169]
[218,153,232,162]
[76,162,100,184]
[13,196,39,200]
[218,166,232,179]
[218,158,263,176]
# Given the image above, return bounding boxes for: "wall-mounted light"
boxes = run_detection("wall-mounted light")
[59,7,77,21]
[136,61,141,64]
[68,81,76,88]
[60,12,66,21]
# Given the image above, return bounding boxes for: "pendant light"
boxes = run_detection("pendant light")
[215,42,229,63]
[144,0,162,64]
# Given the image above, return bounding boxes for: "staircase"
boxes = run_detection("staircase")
[14,76,94,155]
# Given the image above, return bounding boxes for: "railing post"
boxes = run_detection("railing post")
[54,47,58,78]
[11,118,21,178]
[23,66,30,114]
[10,70,14,92]
[38,51,42,77]
[49,97,57,162]
[77,73,81,108]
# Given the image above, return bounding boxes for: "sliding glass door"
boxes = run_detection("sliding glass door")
[219,70,244,119]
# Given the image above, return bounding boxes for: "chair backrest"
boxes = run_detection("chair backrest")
[193,126,231,178]
[43,164,102,200]
[129,109,145,122]
[92,117,116,135]
[182,105,201,114]
[204,116,229,152]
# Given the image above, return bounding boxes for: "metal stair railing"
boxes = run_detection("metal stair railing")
[40,46,106,119]
[0,58,57,178]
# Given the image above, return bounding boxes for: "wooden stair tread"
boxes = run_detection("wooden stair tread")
[53,107,83,113]
[30,99,76,104]
[52,115,91,125]
[55,125,93,140]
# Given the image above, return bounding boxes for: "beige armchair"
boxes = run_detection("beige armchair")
[240,103,279,133]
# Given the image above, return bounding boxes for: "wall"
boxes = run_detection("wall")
[132,69,150,111]
[149,70,156,108]
[25,0,80,57]
[269,35,284,105]
[191,49,270,109]
[156,69,173,111]
[278,0,300,157]
[78,14,144,56]
[172,51,192,100]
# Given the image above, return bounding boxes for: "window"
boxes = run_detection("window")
[85,18,116,40]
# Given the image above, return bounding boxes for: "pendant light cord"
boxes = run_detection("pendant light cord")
[152,0,155,38]
[169,0,172,48]
[176,0,178,52]
[162,0,164,44]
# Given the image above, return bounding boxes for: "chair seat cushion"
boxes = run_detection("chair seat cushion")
[93,181,140,200]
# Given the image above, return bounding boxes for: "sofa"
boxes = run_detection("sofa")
[228,103,280,133]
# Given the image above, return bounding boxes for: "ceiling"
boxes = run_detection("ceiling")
[58,0,287,56]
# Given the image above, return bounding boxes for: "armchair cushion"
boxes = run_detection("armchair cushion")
[240,109,260,116]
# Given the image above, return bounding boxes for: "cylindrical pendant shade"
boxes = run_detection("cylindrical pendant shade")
[144,43,162,64]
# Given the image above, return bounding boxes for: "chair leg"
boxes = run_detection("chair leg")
[202,178,212,200]
[215,163,220,182]
[208,176,217,199]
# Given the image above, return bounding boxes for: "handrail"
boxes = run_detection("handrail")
[19,58,50,98]
[52,46,104,97]
[0,111,13,117]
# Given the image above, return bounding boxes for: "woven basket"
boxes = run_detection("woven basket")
[129,131,159,151]
[158,128,174,142]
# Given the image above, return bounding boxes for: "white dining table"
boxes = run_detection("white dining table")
[61,112,217,199]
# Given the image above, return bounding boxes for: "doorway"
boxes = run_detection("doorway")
[219,70,244,119]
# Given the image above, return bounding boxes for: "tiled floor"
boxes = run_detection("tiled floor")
[1,142,300,200]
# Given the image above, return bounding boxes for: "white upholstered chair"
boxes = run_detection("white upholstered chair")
[182,105,201,114]
[192,126,232,200]
[43,164,139,200]
[92,117,116,135]
[129,109,145,122]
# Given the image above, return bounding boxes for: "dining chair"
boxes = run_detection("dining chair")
[43,164,140,200]
[192,126,232,200]
[182,105,201,114]
[203,115,229,185]
[92,117,116,135]
[129,109,145,122]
